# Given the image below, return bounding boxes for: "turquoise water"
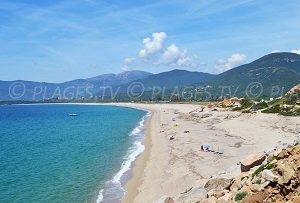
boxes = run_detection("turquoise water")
[0,104,146,203]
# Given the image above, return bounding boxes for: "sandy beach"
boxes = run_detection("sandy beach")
[106,103,300,203]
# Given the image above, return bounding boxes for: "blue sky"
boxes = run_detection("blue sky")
[0,0,299,82]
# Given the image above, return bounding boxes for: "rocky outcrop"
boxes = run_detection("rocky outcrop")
[261,170,279,182]
[240,153,266,172]
[204,178,233,192]
[287,84,300,94]
[170,143,300,203]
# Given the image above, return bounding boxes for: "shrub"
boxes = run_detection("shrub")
[240,99,253,109]
[235,192,248,201]
[262,104,281,113]
[255,101,269,109]
[255,179,262,184]
[252,163,274,177]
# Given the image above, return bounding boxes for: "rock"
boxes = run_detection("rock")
[291,145,300,155]
[164,197,175,203]
[249,180,270,192]
[207,189,226,198]
[261,170,279,182]
[242,191,269,203]
[200,196,217,203]
[267,155,275,163]
[291,196,300,203]
[277,149,290,159]
[217,191,232,202]
[277,163,295,185]
[230,180,242,192]
[241,153,266,172]
[154,196,169,203]
[177,186,207,203]
[204,178,233,192]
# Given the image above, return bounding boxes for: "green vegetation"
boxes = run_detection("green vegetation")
[252,163,274,178]
[232,99,254,111]
[235,192,248,201]
[242,109,251,113]
[240,99,253,109]
[254,101,269,109]
[255,179,262,184]
[262,104,281,114]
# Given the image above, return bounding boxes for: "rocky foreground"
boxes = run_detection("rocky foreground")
[159,143,300,203]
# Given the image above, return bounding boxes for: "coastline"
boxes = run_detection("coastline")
[93,103,155,203]
[122,107,154,203]
[10,102,151,203]
[109,103,299,202]
[12,103,300,202]
[95,104,151,203]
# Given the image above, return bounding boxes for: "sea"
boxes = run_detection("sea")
[0,104,149,203]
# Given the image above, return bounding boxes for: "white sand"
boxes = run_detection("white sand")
[76,102,299,202]
[114,103,299,203]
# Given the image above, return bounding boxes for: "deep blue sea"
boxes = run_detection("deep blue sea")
[0,104,148,203]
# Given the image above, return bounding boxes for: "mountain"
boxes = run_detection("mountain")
[2,52,299,102]
[63,70,152,87]
[0,71,152,101]
[196,52,300,98]
[134,69,215,90]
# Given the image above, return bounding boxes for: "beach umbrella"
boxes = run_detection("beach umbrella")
[204,145,210,150]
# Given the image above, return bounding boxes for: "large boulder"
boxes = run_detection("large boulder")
[240,153,266,172]
[262,170,279,182]
[277,163,295,185]
[242,191,269,203]
[204,178,233,192]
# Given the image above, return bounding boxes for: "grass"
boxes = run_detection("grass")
[255,179,262,184]
[252,163,274,178]
[235,192,248,201]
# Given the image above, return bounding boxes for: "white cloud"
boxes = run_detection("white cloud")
[122,57,135,71]
[162,44,180,62]
[214,53,247,73]
[291,49,300,55]
[138,32,167,57]
[124,57,135,64]
[124,31,203,70]
[161,44,197,67]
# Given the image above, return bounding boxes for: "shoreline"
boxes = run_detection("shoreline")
[8,102,152,203]
[122,107,154,203]
[9,103,300,202]
[110,103,299,202]
[94,104,152,203]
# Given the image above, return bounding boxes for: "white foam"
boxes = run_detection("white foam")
[96,189,104,203]
[96,111,151,203]
[112,141,145,184]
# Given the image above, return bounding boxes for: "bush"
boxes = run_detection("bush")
[252,163,274,177]
[255,101,269,109]
[255,179,262,184]
[240,99,253,109]
[262,104,281,113]
[286,94,299,105]
[235,192,248,201]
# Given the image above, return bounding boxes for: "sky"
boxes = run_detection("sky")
[0,0,299,82]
